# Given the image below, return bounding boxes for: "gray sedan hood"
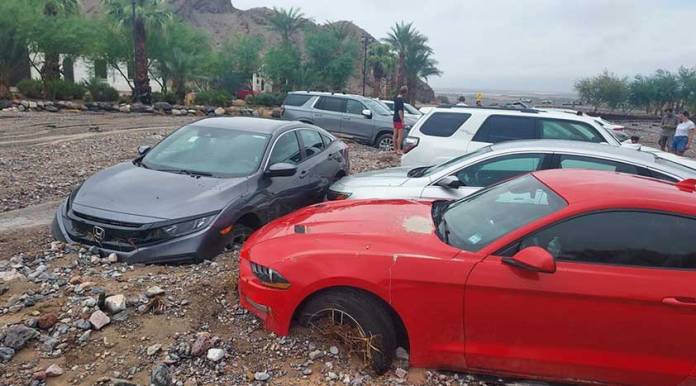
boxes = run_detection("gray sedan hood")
[334,166,414,188]
[72,162,247,221]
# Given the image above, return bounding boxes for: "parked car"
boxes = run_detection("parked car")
[235,83,255,100]
[280,91,419,151]
[327,139,696,200]
[401,105,627,166]
[378,98,423,120]
[541,108,629,141]
[52,117,349,264]
[239,169,696,385]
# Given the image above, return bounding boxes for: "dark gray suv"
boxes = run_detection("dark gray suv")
[280,91,418,151]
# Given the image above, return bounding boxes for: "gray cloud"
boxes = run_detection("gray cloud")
[232,0,696,92]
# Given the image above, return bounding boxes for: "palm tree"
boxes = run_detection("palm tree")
[42,0,79,80]
[104,0,171,104]
[367,42,396,98]
[267,7,306,43]
[383,21,440,103]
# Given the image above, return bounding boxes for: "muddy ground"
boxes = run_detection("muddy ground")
[0,111,678,386]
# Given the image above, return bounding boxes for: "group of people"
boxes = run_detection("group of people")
[659,109,695,155]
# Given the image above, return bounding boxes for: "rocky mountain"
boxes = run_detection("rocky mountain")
[80,0,435,102]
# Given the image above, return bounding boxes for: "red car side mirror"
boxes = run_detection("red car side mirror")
[502,246,556,274]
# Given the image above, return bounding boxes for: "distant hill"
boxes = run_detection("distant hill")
[79,0,435,102]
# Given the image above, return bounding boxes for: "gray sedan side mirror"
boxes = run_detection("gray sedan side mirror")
[265,162,297,177]
[361,109,372,119]
[138,145,151,156]
[436,176,462,189]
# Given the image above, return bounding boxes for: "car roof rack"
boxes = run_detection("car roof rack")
[676,178,696,193]
[436,104,540,114]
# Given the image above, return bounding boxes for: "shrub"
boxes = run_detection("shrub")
[152,91,177,104]
[17,79,43,99]
[437,95,450,104]
[195,90,231,107]
[247,92,285,107]
[44,79,86,100]
[82,78,119,102]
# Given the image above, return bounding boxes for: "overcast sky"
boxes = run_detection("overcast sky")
[232,0,696,93]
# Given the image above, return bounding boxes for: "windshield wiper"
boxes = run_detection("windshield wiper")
[156,168,213,177]
[407,166,432,178]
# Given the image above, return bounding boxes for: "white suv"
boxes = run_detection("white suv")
[401,106,625,166]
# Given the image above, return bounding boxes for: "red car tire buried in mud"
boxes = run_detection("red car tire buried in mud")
[296,287,398,374]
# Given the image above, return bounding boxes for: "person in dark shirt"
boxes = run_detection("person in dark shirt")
[392,86,407,154]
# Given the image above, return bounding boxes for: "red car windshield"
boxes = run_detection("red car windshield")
[436,175,566,252]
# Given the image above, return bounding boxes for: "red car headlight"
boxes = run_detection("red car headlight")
[250,262,291,289]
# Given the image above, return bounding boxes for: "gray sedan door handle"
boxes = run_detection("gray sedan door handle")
[299,170,308,179]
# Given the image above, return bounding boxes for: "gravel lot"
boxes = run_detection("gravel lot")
[0,111,686,386]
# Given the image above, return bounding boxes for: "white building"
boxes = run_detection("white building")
[30,54,161,95]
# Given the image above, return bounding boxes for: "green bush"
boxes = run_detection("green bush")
[44,79,86,100]
[195,90,231,107]
[247,92,285,107]
[152,91,177,104]
[82,78,119,102]
[17,79,43,99]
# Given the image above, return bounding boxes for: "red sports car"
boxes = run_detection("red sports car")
[238,169,696,386]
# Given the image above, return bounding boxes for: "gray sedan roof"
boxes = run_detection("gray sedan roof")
[189,117,295,134]
[489,139,657,163]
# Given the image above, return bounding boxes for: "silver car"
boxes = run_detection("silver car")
[328,139,696,201]
[281,91,419,151]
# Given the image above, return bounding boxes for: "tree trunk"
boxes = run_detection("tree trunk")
[396,54,406,90]
[42,52,61,81]
[133,18,152,104]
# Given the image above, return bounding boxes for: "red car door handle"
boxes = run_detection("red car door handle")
[662,297,696,307]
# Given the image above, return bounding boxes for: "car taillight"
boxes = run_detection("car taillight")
[280,106,285,117]
[341,146,349,160]
[403,136,419,153]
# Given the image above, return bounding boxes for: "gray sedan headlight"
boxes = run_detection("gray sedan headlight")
[150,215,215,241]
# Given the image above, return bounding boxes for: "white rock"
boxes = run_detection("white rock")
[147,343,162,356]
[206,348,224,362]
[0,269,24,282]
[104,294,126,314]
[45,364,63,377]
[146,286,165,297]
[106,253,119,263]
[254,371,270,381]
[89,310,110,330]
[329,346,339,355]
[214,107,225,116]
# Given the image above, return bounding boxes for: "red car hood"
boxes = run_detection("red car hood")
[246,199,459,259]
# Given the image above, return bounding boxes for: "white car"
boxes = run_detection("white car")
[401,105,629,166]
[378,99,423,121]
[328,140,696,201]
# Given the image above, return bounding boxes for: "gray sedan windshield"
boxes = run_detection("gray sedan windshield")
[142,125,270,177]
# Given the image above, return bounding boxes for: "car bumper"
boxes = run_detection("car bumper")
[53,200,225,264]
[238,256,294,335]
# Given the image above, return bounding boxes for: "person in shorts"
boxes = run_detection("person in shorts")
[672,111,695,155]
[392,86,407,154]
[659,108,678,151]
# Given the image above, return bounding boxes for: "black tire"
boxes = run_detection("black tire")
[375,133,394,152]
[51,215,66,242]
[227,223,254,251]
[297,288,397,374]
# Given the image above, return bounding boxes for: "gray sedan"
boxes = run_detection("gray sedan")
[53,117,349,264]
[328,139,696,201]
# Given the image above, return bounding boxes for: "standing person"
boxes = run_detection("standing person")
[672,111,695,155]
[659,108,678,151]
[456,96,467,106]
[392,86,407,154]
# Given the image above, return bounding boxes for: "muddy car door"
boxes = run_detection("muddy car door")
[312,96,346,134]
[297,129,332,203]
[258,130,307,219]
